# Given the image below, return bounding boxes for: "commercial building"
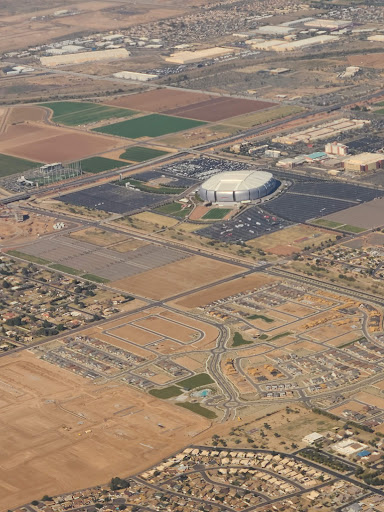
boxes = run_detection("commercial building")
[40,48,130,67]
[325,142,349,156]
[272,35,340,52]
[343,153,384,173]
[273,118,370,145]
[164,47,235,64]
[199,170,276,203]
[304,19,353,31]
[113,71,158,81]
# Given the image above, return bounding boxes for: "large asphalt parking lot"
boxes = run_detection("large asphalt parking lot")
[57,183,171,215]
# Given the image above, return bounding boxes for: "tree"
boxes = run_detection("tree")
[110,476,129,491]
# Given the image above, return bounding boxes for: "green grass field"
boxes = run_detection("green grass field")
[312,219,343,228]
[375,108,384,115]
[177,373,214,390]
[80,157,128,174]
[7,250,50,265]
[248,314,274,323]
[93,114,206,139]
[0,153,41,177]
[176,402,217,419]
[269,331,292,341]
[202,208,231,220]
[341,225,366,233]
[120,146,170,162]
[82,274,110,284]
[154,202,190,218]
[118,178,185,195]
[41,101,136,126]
[232,332,253,347]
[49,264,82,275]
[149,386,183,399]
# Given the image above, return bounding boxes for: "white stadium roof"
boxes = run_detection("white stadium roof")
[202,170,273,192]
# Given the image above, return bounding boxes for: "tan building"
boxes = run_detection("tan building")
[343,153,384,172]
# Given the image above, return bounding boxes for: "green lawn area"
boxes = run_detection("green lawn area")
[93,114,206,139]
[232,332,253,347]
[269,331,292,341]
[176,402,217,419]
[248,314,274,323]
[312,219,343,229]
[341,224,366,233]
[0,153,41,177]
[177,373,214,390]
[259,334,269,340]
[149,386,183,399]
[49,264,82,276]
[7,250,50,265]
[120,146,170,162]
[82,274,110,284]
[202,208,231,220]
[41,101,136,126]
[117,178,185,195]
[154,202,190,218]
[80,157,128,174]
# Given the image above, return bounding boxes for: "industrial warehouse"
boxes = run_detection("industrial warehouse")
[198,170,277,203]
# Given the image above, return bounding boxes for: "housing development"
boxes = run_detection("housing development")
[1,0,384,511]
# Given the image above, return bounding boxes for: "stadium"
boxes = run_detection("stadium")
[198,170,277,203]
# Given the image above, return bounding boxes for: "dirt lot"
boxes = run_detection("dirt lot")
[324,198,384,229]
[70,227,128,247]
[105,89,214,112]
[111,255,242,300]
[348,53,384,69]
[135,316,199,343]
[0,211,67,244]
[0,351,210,511]
[173,274,274,309]
[107,323,161,346]
[0,122,120,162]
[7,105,47,124]
[163,97,276,122]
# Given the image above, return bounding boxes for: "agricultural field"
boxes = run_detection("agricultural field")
[202,208,232,220]
[80,156,128,173]
[225,105,303,129]
[0,153,41,177]
[93,114,206,139]
[41,101,136,126]
[0,123,120,163]
[120,146,170,162]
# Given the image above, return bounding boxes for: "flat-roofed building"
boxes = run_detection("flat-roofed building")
[343,153,384,173]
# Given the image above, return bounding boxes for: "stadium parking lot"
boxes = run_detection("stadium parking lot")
[57,183,171,215]
[158,157,251,181]
[197,206,292,243]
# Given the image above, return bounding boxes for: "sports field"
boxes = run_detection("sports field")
[0,153,41,177]
[41,101,136,126]
[120,146,170,162]
[202,208,231,220]
[93,114,206,139]
[154,202,190,218]
[80,156,128,173]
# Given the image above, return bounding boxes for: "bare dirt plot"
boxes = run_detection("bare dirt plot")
[348,53,384,69]
[286,341,324,354]
[88,330,156,360]
[309,320,361,342]
[163,97,276,122]
[175,273,275,309]
[323,198,384,229]
[160,310,219,341]
[173,354,206,372]
[158,124,238,149]
[325,330,363,347]
[111,238,150,253]
[0,122,120,162]
[111,255,242,300]
[150,339,183,354]
[134,316,199,343]
[133,211,179,227]
[373,379,384,391]
[0,212,59,244]
[354,391,384,410]
[329,400,367,417]
[70,227,128,247]
[7,106,47,123]
[248,224,334,254]
[106,89,214,112]
[107,323,162,345]
[0,352,210,511]
[274,302,316,318]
